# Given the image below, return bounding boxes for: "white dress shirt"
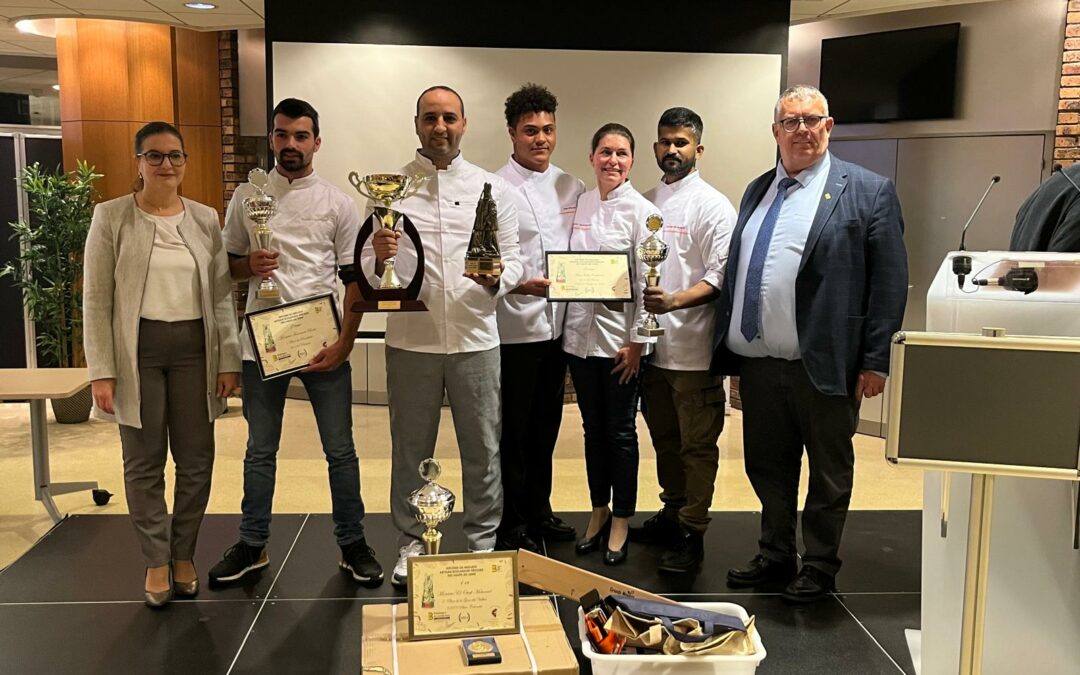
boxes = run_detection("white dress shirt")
[140,211,202,322]
[727,153,831,360]
[361,151,523,355]
[495,156,585,344]
[562,181,658,359]
[643,172,736,371]
[223,169,361,362]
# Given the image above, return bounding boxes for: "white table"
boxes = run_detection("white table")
[0,368,104,523]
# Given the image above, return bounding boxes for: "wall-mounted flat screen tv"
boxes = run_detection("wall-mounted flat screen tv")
[819,22,960,123]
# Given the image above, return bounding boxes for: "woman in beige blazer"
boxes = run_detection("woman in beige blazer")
[83,121,242,607]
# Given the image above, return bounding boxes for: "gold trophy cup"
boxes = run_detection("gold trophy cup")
[243,168,280,300]
[637,213,669,337]
[348,172,429,311]
[408,458,456,555]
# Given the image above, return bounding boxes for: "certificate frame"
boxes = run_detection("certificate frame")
[545,250,633,303]
[244,292,341,381]
[406,551,520,641]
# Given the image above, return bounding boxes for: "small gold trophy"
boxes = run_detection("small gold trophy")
[243,168,280,300]
[408,458,456,555]
[637,213,669,337]
[464,183,501,276]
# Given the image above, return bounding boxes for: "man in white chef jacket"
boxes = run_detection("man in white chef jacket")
[632,107,736,574]
[493,83,585,553]
[367,85,523,587]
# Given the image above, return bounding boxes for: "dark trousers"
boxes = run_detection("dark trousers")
[739,357,859,576]
[567,354,640,518]
[640,366,726,533]
[118,319,214,567]
[239,361,366,547]
[497,339,567,535]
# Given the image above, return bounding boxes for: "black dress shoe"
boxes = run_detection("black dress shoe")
[658,529,704,574]
[782,566,835,604]
[603,539,628,566]
[628,509,681,545]
[725,554,798,588]
[495,528,541,554]
[574,516,612,554]
[531,516,577,542]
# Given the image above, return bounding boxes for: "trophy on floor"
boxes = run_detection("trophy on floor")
[349,172,428,312]
[464,182,502,277]
[244,168,280,300]
[408,458,456,555]
[637,213,669,337]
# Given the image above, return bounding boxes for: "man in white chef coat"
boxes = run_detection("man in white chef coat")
[632,107,736,574]
[493,83,585,553]
[368,85,523,587]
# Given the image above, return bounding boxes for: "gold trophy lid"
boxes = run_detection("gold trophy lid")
[645,213,663,233]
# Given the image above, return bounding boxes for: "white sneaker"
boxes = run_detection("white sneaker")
[391,540,426,588]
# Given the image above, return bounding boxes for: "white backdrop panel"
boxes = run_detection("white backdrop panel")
[272,42,782,331]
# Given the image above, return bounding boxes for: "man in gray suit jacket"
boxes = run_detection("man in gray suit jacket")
[711,85,908,603]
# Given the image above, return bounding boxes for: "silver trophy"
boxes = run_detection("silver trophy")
[637,213,669,337]
[243,168,280,300]
[408,458,456,555]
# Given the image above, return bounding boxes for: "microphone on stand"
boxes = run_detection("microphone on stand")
[952,175,1001,289]
[1053,163,1080,195]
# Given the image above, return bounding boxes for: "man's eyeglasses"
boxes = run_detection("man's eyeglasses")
[137,150,188,167]
[776,115,827,133]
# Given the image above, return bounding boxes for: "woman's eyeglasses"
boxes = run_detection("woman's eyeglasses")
[137,150,188,166]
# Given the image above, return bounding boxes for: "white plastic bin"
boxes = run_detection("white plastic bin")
[577,601,765,675]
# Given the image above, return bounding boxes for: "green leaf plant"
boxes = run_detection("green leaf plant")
[0,160,102,368]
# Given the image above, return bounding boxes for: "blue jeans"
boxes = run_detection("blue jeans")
[239,361,366,547]
[567,354,641,518]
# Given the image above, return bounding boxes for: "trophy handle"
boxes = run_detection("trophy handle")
[348,171,363,191]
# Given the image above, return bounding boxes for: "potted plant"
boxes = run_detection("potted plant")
[1,160,102,423]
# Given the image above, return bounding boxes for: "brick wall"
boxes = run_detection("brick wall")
[219,30,258,322]
[1057,3,1080,167]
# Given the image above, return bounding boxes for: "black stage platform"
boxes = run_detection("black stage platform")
[0,511,919,674]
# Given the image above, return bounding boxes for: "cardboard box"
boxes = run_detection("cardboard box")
[516,550,676,605]
[362,596,578,675]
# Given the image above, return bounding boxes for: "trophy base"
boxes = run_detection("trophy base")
[637,326,665,337]
[465,256,502,276]
[256,288,281,300]
[352,288,428,313]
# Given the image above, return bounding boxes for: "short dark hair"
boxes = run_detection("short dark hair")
[415,85,465,117]
[504,83,557,128]
[134,121,184,154]
[271,98,320,137]
[590,123,635,155]
[658,107,704,143]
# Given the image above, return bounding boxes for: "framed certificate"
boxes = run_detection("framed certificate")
[545,250,633,302]
[407,551,520,640]
[244,293,341,380]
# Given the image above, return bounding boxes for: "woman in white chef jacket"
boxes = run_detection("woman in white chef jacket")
[563,123,657,566]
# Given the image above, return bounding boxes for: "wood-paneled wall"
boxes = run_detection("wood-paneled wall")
[57,19,224,218]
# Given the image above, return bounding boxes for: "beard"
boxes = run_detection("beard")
[662,154,695,179]
[277,150,308,171]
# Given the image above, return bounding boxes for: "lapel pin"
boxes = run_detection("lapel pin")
[824,193,831,200]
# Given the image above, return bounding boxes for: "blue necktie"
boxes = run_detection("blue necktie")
[740,176,799,342]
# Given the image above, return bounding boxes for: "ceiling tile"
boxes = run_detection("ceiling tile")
[153,0,258,12]
[0,1,66,8]
[54,0,158,10]
[170,10,259,28]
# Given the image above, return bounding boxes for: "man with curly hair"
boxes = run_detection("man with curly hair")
[494,83,585,552]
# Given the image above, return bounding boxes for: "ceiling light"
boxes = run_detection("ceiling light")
[52,84,60,91]
[15,20,34,33]
[184,2,217,8]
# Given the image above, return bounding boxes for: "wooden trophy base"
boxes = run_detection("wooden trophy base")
[352,287,428,312]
